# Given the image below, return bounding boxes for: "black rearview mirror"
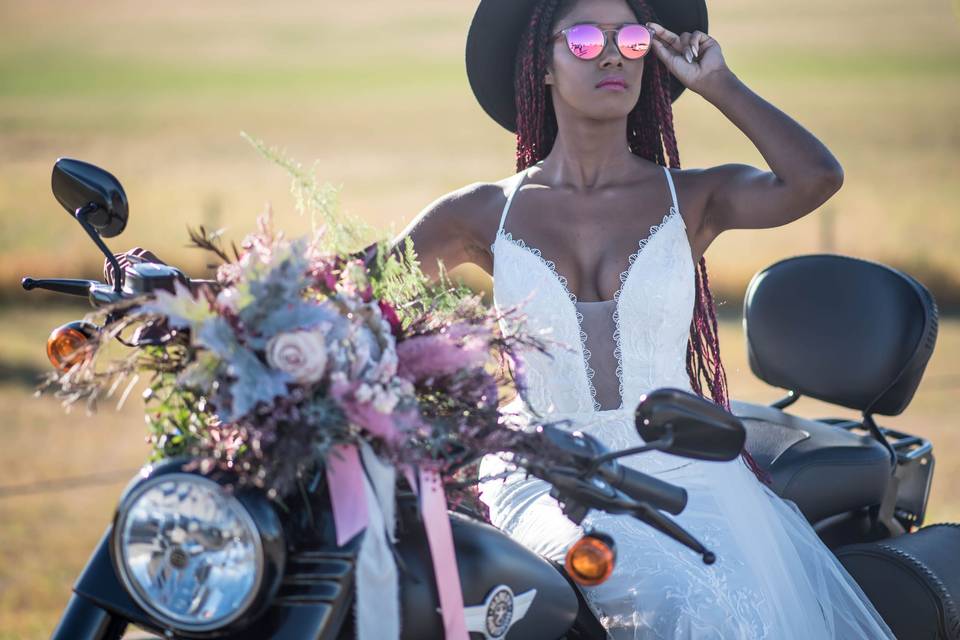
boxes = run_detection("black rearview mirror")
[634,388,745,462]
[52,158,128,237]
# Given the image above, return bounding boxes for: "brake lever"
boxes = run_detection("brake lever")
[632,502,716,565]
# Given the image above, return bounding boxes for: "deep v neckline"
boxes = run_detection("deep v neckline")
[491,165,685,412]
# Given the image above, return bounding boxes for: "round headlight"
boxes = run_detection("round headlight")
[113,472,264,632]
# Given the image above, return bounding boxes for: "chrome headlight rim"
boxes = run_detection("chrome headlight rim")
[111,470,266,633]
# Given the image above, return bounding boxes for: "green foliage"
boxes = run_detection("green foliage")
[241,132,368,254]
[241,134,477,329]
[144,371,207,461]
[369,235,474,325]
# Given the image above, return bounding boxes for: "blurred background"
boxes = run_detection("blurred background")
[1,0,958,636]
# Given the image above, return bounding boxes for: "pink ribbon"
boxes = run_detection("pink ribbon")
[327,450,469,640]
[419,468,469,640]
[326,444,368,546]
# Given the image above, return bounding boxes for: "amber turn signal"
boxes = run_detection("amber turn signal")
[564,532,616,586]
[46,321,98,371]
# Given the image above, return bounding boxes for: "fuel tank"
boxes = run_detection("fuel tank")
[395,496,579,640]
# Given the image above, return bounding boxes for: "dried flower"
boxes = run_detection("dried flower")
[396,331,489,383]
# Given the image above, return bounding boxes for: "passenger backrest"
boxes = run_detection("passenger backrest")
[743,254,938,416]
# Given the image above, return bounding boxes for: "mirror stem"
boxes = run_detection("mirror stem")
[75,203,122,294]
[584,430,675,476]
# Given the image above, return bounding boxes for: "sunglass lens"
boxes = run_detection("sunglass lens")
[565,24,605,59]
[617,24,651,59]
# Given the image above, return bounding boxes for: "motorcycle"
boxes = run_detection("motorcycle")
[23,158,960,639]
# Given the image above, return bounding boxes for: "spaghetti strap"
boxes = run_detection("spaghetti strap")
[662,166,679,215]
[496,169,529,236]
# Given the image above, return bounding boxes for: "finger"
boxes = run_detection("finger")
[690,31,711,58]
[646,22,682,52]
[130,247,164,264]
[104,261,126,284]
[649,36,682,66]
[678,33,695,63]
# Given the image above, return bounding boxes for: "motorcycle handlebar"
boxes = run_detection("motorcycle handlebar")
[21,277,96,297]
[595,462,687,515]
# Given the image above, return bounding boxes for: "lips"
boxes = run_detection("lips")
[596,76,627,89]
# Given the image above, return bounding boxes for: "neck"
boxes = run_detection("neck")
[537,114,636,190]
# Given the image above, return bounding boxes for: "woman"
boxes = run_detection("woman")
[109,0,893,636]
[398,0,894,637]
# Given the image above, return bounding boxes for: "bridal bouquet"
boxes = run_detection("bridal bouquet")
[39,138,554,640]
[45,210,544,495]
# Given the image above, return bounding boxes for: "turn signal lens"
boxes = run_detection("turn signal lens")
[46,321,98,371]
[565,532,616,586]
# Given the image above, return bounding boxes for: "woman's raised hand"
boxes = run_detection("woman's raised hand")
[646,22,731,97]
[103,247,166,286]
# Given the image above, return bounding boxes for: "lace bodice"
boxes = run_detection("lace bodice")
[490,164,696,417]
[482,166,896,639]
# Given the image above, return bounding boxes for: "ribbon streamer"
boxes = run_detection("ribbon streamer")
[326,443,400,639]
[327,448,469,640]
[419,467,469,640]
[326,444,368,546]
[356,441,400,639]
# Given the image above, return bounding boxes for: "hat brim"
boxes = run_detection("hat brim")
[465,0,708,133]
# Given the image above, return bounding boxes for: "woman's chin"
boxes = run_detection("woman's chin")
[574,107,638,126]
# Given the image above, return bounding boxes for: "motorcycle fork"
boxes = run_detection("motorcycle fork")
[52,593,127,640]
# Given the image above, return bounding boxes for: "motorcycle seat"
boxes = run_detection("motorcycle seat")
[733,400,892,524]
[735,254,938,527]
[836,523,960,639]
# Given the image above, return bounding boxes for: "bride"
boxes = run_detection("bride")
[108,0,894,636]
[392,0,894,637]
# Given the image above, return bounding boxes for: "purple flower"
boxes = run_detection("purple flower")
[378,299,402,337]
[395,331,489,383]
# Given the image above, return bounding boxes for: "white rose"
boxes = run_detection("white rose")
[265,327,329,385]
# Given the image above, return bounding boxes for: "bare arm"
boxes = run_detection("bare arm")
[647,23,844,243]
[387,182,495,282]
[695,72,844,236]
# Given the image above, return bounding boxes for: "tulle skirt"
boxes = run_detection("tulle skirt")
[478,406,894,639]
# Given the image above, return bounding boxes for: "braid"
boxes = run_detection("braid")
[515,0,562,172]
[514,0,769,483]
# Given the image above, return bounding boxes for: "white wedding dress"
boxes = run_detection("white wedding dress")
[479,165,894,639]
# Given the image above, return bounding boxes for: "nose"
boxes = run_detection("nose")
[598,33,624,67]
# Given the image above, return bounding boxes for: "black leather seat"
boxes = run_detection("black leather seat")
[737,254,938,527]
[836,524,960,639]
[733,400,891,524]
[743,254,937,417]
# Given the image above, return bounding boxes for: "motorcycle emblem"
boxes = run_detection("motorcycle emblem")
[463,585,537,640]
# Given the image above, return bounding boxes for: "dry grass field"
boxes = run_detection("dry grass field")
[1,0,958,637]
[1,0,959,301]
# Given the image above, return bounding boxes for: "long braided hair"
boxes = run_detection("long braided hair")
[514,0,768,482]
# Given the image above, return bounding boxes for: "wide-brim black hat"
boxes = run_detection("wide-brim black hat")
[465,0,708,133]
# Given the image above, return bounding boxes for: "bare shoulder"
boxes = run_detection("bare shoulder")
[394,175,518,278]
[428,179,506,222]
[663,163,778,260]
[659,166,713,234]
